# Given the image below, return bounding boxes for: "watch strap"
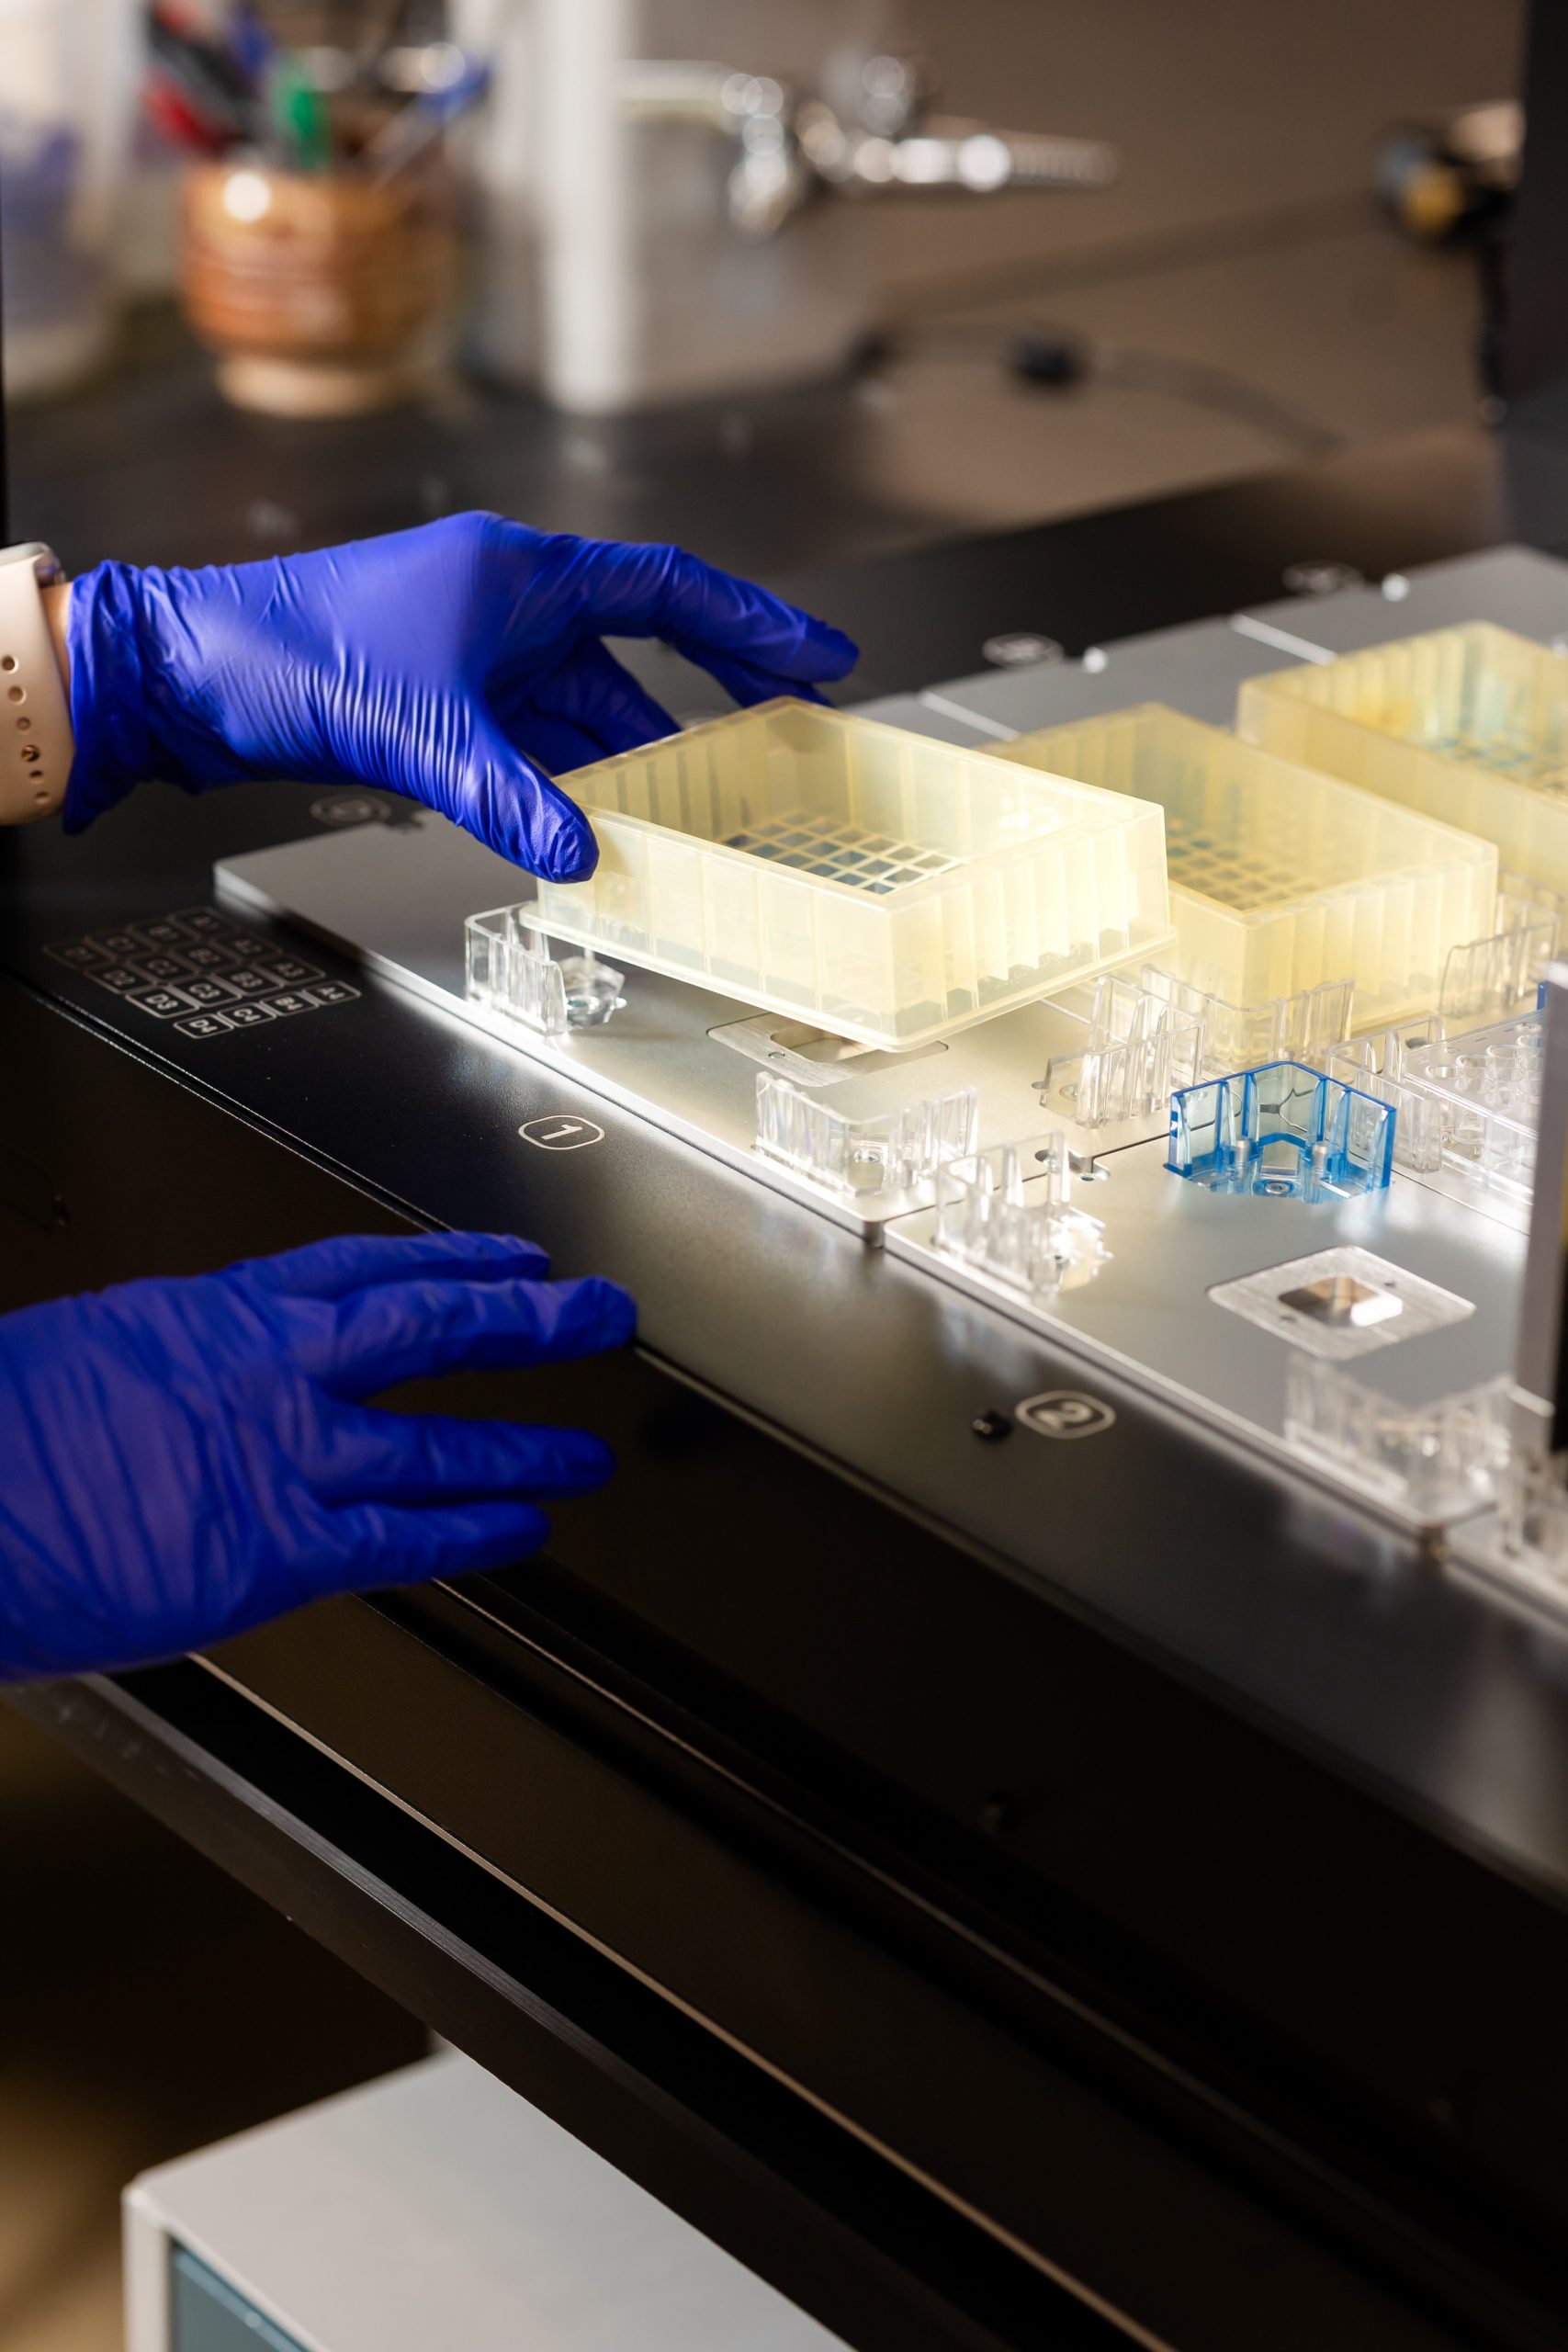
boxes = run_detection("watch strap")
[0,545,73,825]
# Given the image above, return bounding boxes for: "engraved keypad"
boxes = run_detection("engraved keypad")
[46,909,357,1040]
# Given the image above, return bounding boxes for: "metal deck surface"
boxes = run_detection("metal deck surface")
[218,546,1564,1532]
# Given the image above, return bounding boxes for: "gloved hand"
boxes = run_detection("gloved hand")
[62,513,859,879]
[0,1231,635,1681]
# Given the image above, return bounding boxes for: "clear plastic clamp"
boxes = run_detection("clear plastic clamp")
[1493,1395,1568,1599]
[934,1132,1110,1301]
[1329,1007,1541,1197]
[1439,871,1562,1022]
[1139,965,1354,1079]
[1285,1357,1511,1519]
[465,905,625,1036]
[1040,971,1204,1129]
[754,1071,978,1202]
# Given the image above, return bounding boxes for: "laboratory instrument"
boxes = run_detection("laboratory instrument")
[19,429,1568,2352]
[126,2052,842,2352]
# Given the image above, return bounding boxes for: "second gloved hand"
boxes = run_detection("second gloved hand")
[62,513,859,878]
[0,1230,635,1681]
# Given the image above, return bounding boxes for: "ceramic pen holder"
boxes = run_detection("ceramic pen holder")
[179,159,455,417]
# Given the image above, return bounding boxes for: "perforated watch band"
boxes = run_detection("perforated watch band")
[0,544,73,824]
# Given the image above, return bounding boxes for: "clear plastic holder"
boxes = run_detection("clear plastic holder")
[1237,622,1568,898]
[934,1132,1109,1301]
[465,905,625,1035]
[1493,1396,1568,1598]
[1139,964,1354,1079]
[754,1070,978,1202]
[1167,1060,1395,1199]
[1284,1357,1511,1520]
[998,704,1495,1023]
[1330,1006,1541,1198]
[1040,970,1204,1130]
[1438,870,1562,1023]
[1498,869,1567,942]
[1440,913,1557,1023]
[1326,1023,1445,1175]
[525,699,1172,1050]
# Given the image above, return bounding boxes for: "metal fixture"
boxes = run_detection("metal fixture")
[618,54,1117,240]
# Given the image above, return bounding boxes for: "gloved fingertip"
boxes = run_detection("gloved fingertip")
[494,779,599,882]
[551,1431,616,1491]
[456,1229,543,1258]
[451,1232,554,1280]
[567,1276,638,1348]
[536,819,600,883]
[801,617,861,679]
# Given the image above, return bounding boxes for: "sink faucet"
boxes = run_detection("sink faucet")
[619,51,1116,238]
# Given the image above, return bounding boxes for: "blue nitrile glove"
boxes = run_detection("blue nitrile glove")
[62,513,859,879]
[0,1231,635,1681]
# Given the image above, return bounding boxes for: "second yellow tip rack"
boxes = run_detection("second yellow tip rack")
[997,702,1497,1022]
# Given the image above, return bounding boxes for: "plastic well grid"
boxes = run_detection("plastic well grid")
[526,699,1172,1050]
[1237,623,1568,897]
[724,811,961,891]
[997,704,1495,1021]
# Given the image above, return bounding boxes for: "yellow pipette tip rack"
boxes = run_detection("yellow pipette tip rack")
[528,698,1173,1049]
[1237,622,1568,899]
[998,703,1496,1023]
